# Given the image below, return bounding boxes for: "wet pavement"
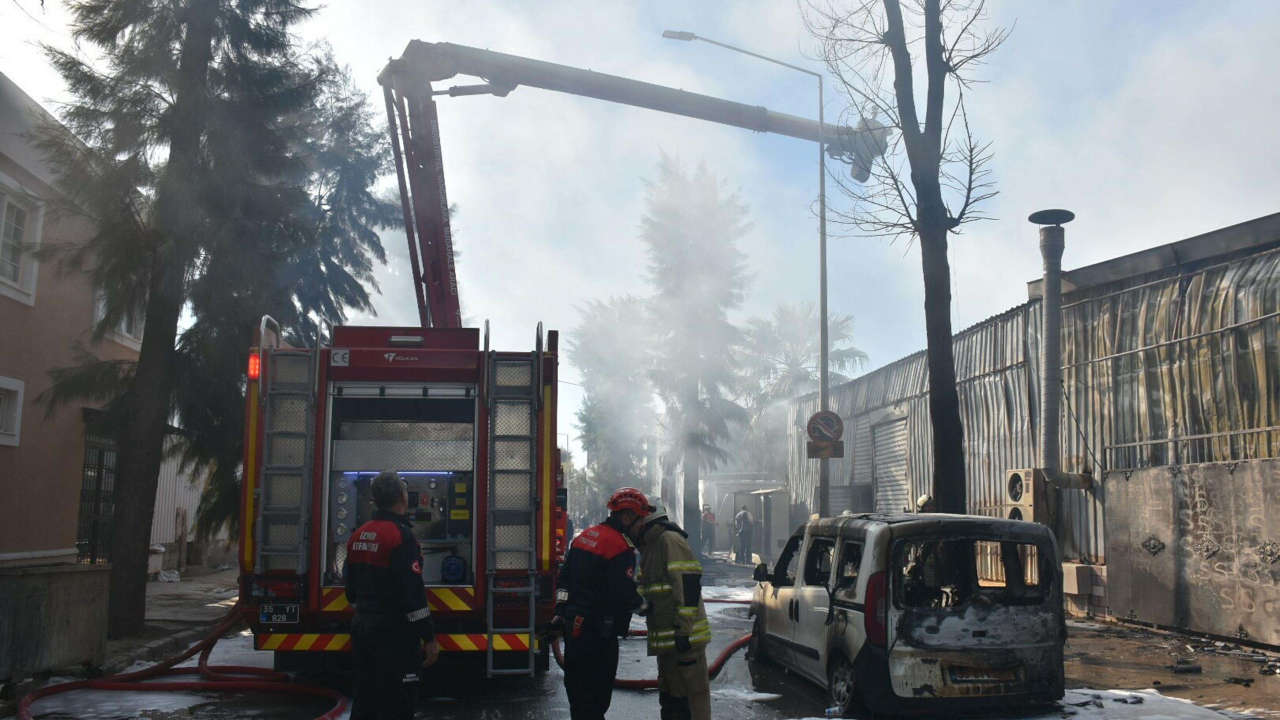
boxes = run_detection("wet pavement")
[11,558,1279,719]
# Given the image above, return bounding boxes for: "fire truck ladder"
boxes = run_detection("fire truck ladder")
[483,325,544,676]
[256,330,317,575]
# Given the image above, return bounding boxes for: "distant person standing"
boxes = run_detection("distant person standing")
[733,505,754,564]
[699,505,716,556]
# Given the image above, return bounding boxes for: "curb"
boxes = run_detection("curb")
[0,624,218,716]
[100,621,222,676]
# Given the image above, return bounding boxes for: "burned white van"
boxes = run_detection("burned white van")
[749,513,1065,716]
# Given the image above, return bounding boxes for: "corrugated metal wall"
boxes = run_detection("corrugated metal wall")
[787,245,1280,565]
[149,436,205,546]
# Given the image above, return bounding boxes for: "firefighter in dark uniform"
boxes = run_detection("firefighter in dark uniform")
[553,487,650,720]
[344,471,441,720]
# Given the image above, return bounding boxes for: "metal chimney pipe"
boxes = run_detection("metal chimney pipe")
[1038,220,1066,471]
[1029,209,1091,490]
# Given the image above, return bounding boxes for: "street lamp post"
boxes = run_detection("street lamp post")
[663,30,832,517]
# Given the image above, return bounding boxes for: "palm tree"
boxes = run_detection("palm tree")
[736,302,867,480]
[741,302,867,411]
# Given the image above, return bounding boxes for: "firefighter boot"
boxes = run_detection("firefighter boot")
[657,648,710,720]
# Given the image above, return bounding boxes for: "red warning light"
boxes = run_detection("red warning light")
[247,352,261,380]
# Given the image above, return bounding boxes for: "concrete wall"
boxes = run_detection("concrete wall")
[1106,459,1280,646]
[0,563,110,680]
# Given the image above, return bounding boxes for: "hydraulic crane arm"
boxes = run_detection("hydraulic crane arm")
[378,40,890,328]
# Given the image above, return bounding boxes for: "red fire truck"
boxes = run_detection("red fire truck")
[241,318,563,675]
[238,40,886,678]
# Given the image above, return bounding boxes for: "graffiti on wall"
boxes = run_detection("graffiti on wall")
[1107,460,1280,646]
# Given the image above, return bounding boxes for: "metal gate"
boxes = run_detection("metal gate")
[872,419,910,513]
[76,433,116,563]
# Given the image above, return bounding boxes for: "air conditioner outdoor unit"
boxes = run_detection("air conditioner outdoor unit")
[1003,468,1052,525]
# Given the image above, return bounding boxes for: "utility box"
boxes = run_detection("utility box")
[1060,562,1092,596]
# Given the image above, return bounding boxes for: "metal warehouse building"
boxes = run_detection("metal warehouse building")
[787,212,1280,645]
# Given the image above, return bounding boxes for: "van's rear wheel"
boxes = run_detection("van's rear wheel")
[827,653,857,716]
[747,615,768,662]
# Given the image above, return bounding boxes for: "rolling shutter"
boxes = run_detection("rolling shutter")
[872,418,910,513]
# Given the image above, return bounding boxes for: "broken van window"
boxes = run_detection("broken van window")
[893,537,1049,609]
[833,541,863,604]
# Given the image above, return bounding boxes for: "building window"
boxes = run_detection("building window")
[1,198,26,283]
[0,376,23,447]
[94,291,146,350]
[0,181,42,306]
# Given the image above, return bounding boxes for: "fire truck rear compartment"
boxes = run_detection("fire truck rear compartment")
[326,388,477,588]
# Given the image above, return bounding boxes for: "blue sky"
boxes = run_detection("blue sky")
[4,0,1278,459]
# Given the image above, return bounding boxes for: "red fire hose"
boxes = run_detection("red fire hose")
[18,604,349,720]
[551,597,755,690]
[20,597,756,714]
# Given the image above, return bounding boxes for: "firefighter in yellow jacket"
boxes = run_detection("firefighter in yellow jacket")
[629,505,711,720]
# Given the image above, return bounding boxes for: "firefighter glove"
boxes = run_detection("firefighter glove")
[674,634,692,653]
[422,639,440,668]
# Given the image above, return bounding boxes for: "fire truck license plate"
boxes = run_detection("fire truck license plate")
[260,603,299,624]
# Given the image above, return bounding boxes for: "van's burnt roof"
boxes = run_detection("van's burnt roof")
[805,512,1055,538]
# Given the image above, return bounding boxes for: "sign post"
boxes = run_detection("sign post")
[806,410,844,461]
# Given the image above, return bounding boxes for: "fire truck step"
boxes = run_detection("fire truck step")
[489,585,534,594]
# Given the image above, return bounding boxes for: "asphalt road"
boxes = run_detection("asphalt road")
[17,562,830,720]
[16,558,1271,719]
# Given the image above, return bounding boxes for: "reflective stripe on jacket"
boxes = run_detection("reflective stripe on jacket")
[638,522,710,655]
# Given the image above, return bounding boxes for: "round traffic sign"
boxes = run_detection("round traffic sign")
[806,410,844,442]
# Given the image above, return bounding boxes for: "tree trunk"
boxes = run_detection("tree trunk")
[107,0,216,638]
[683,444,701,553]
[918,225,966,514]
[108,253,188,636]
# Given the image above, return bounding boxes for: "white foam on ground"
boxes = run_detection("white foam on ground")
[712,686,783,702]
[702,584,755,602]
[784,688,1240,719]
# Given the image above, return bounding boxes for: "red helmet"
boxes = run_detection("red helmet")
[607,487,651,517]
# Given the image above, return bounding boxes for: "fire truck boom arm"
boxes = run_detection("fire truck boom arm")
[378,40,889,328]
[381,40,883,160]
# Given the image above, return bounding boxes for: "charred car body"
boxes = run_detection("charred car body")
[749,513,1065,715]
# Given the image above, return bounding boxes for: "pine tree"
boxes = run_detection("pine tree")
[38,0,394,636]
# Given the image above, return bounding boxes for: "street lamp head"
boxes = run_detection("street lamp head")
[662,30,697,41]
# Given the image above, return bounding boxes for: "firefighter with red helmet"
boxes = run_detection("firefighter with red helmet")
[553,487,649,720]
[344,471,440,720]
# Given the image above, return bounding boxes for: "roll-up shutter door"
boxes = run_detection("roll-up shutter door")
[872,418,910,513]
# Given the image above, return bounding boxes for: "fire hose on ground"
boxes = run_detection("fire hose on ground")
[18,604,349,720]
[551,597,755,691]
[19,597,757,716]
